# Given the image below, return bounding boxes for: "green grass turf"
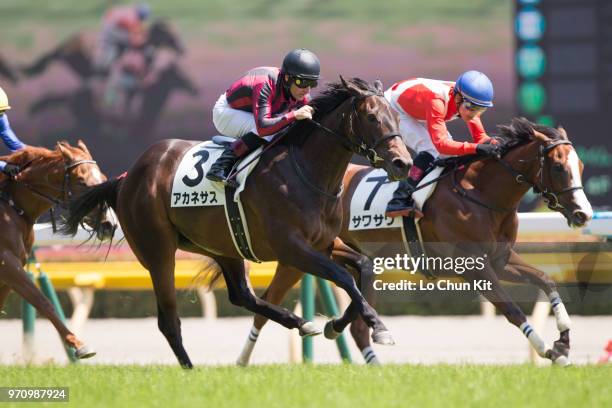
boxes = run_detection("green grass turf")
[0,364,610,408]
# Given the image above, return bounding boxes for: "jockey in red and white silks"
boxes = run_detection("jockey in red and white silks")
[384,71,500,217]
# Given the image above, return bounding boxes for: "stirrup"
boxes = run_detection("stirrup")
[385,206,423,219]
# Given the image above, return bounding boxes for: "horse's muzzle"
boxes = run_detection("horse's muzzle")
[387,157,412,181]
[569,210,591,228]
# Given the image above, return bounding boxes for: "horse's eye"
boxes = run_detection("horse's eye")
[553,163,565,172]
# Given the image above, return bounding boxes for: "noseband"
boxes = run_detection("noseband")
[498,139,581,211]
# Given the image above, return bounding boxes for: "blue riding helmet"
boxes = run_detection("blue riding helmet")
[455,70,494,108]
[136,3,151,21]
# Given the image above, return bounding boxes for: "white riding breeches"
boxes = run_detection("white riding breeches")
[398,113,454,159]
[212,93,277,142]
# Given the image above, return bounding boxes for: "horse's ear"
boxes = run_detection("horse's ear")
[77,139,91,156]
[374,79,384,95]
[532,129,551,144]
[557,126,568,140]
[339,75,364,97]
[57,141,73,161]
[340,75,349,89]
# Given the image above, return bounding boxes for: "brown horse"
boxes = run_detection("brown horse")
[61,78,413,368]
[0,141,116,359]
[236,117,593,366]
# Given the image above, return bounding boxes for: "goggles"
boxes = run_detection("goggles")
[461,98,488,114]
[292,77,318,89]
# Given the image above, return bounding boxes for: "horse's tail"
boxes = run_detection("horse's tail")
[190,257,223,292]
[60,178,122,236]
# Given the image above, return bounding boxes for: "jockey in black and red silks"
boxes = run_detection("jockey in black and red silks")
[206,48,320,185]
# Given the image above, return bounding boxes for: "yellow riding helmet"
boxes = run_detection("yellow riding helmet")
[0,86,11,111]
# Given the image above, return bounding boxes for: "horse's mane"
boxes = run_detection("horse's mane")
[496,117,567,153]
[0,143,65,168]
[283,77,379,145]
[311,77,379,120]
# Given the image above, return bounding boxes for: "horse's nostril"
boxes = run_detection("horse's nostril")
[573,211,588,225]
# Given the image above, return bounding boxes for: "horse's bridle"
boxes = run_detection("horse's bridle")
[496,139,581,212]
[289,93,401,199]
[18,159,97,208]
[449,139,581,213]
[308,96,402,167]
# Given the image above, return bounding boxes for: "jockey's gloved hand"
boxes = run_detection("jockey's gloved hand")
[482,137,499,145]
[1,163,20,177]
[476,143,501,158]
[294,105,314,121]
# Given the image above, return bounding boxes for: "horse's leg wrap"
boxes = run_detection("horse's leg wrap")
[236,325,259,366]
[548,291,571,332]
[361,346,380,365]
[520,322,550,358]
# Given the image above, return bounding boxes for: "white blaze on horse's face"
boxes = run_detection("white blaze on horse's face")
[567,149,593,222]
[89,166,104,185]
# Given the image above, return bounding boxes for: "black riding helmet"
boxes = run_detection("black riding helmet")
[281,48,320,80]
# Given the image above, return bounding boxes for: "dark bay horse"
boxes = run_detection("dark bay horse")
[237,118,593,366]
[61,78,413,368]
[0,141,116,359]
[21,20,184,80]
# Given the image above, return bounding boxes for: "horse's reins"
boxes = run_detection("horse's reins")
[18,159,98,206]
[289,97,401,199]
[226,95,402,198]
[225,126,292,183]
[448,139,579,213]
[306,110,401,167]
[7,159,97,229]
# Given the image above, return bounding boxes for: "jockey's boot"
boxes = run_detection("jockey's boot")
[206,132,263,188]
[385,151,435,218]
[385,178,417,218]
[206,146,239,186]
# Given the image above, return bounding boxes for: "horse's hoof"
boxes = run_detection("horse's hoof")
[324,320,341,340]
[553,339,570,358]
[372,330,395,346]
[299,322,322,337]
[75,345,96,359]
[553,355,572,367]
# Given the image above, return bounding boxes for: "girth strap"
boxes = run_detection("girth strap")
[223,186,261,263]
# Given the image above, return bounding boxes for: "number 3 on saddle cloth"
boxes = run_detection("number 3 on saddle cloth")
[170,137,264,262]
[349,166,445,278]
